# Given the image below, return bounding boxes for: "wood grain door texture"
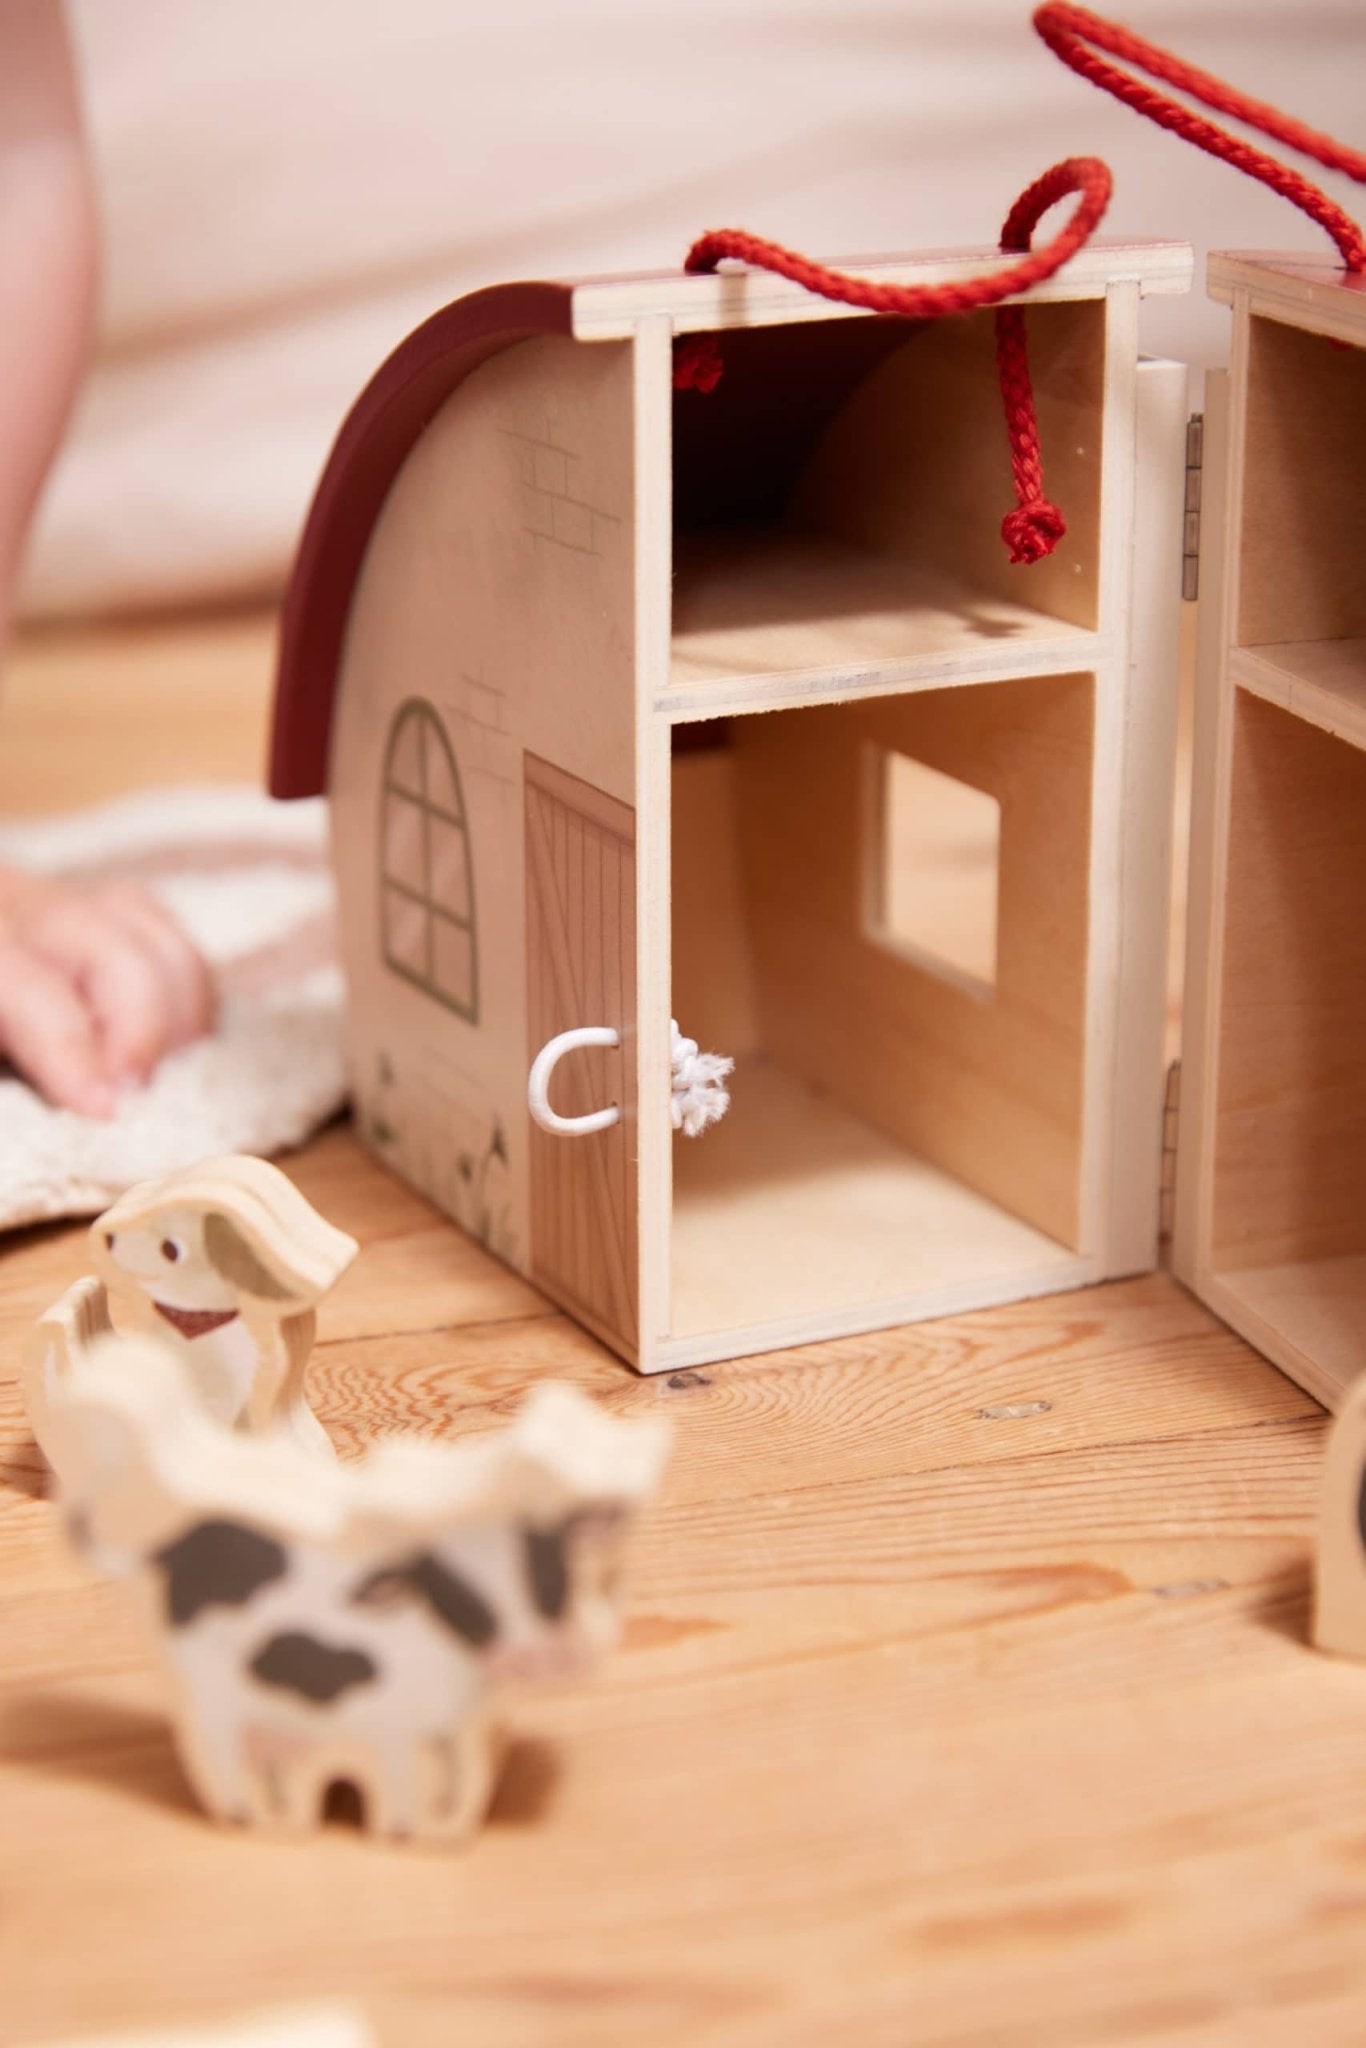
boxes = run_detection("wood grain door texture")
[524,751,638,1358]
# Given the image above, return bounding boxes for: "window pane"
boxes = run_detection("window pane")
[383,884,428,978]
[432,913,475,1012]
[383,793,426,893]
[379,700,478,1020]
[424,724,461,818]
[429,814,470,915]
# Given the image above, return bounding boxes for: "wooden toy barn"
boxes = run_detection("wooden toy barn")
[1174,251,1366,1410]
[269,231,1364,1396]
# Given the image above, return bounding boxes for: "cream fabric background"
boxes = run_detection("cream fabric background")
[18,0,1366,619]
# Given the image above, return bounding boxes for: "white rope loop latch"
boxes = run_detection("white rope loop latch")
[527,1026,621,1137]
[528,1021,734,1139]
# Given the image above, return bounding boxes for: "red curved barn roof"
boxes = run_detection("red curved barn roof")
[270,239,1195,798]
[269,280,573,798]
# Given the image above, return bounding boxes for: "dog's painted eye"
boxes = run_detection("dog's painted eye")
[160,1238,184,1263]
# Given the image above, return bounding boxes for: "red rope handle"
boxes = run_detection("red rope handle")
[684,156,1112,317]
[681,155,1113,565]
[1034,3,1366,272]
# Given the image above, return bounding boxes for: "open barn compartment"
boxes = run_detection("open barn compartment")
[668,301,1105,698]
[668,673,1096,1356]
[272,239,1191,1379]
[1235,316,1366,708]
[1176,256,1366,1411]
[1196,689,1366,1396]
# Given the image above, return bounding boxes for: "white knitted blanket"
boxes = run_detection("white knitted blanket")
[0,786,345,1231]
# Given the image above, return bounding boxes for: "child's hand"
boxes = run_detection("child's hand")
[0,865,214,1116]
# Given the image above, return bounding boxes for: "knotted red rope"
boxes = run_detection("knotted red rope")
[678,154,1113,565]
[1033,4,1366,273]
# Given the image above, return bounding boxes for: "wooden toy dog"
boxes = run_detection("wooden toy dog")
[25,1156,357,1468]
[51,1331,670,1844]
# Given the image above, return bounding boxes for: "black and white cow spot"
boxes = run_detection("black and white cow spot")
[154,1520,288,1627]
[249,1632,379,1705]
[353,1552,500,1648]
[523,1525,569,1620]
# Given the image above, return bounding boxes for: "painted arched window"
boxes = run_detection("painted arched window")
[379,698,479,1022]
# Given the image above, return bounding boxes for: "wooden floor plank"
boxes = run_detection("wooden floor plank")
[0,611,1354,2047]
[0,1135,1346,2048]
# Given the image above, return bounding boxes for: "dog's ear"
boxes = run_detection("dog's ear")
[202,1212,296,1303]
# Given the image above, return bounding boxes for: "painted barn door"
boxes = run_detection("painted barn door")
[524,752,638,1358]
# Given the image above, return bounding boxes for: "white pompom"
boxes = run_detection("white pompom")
[669,1020,733,1137]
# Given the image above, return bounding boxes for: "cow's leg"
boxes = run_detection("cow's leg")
[363,1730,421,1841]
[176,1729,245,1824]
[237,1719,322,1832]
[173,1692,252,1824]
[418,1712,504,1844]
[270,1753,326,1833]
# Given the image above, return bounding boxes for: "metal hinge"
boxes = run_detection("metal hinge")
[1181,413,1203,601]
[1159,1058,1181,1241]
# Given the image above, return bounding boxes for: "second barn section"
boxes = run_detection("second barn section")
[270,238,1193,1373]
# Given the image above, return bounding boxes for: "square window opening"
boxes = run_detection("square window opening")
[865,748,1000,997]
[668,677,1093,1345]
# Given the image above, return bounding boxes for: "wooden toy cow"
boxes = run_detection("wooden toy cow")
[25,1156,357,1467]
[51,1332,669,1843]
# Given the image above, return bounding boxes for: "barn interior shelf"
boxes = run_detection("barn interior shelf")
[1231,644,1366,753]
[670,528,1097,693]
[669,297,1105,700]
[1235,313,1366,731]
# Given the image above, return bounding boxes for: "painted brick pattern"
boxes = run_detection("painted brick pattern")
[502,426,622,558]
[443,670,517,794]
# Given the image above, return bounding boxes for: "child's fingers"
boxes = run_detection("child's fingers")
[26,896,173,1083]
[95,883,216,1053]
[0,872,215,1100]
[0,939,116,1116]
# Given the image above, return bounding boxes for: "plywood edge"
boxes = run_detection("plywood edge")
[1230,646,1366,755]
[1075,276,1138,1270]
[1172,368,1236,1299]
[661,634,1112,721]
[1207,251,1366,347]
[1187,1268,1344,1414]
[631,313,677,1378]
[572,241,1194,340]
[646,1256,1097,1375]
[1101,355,1189,1275]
